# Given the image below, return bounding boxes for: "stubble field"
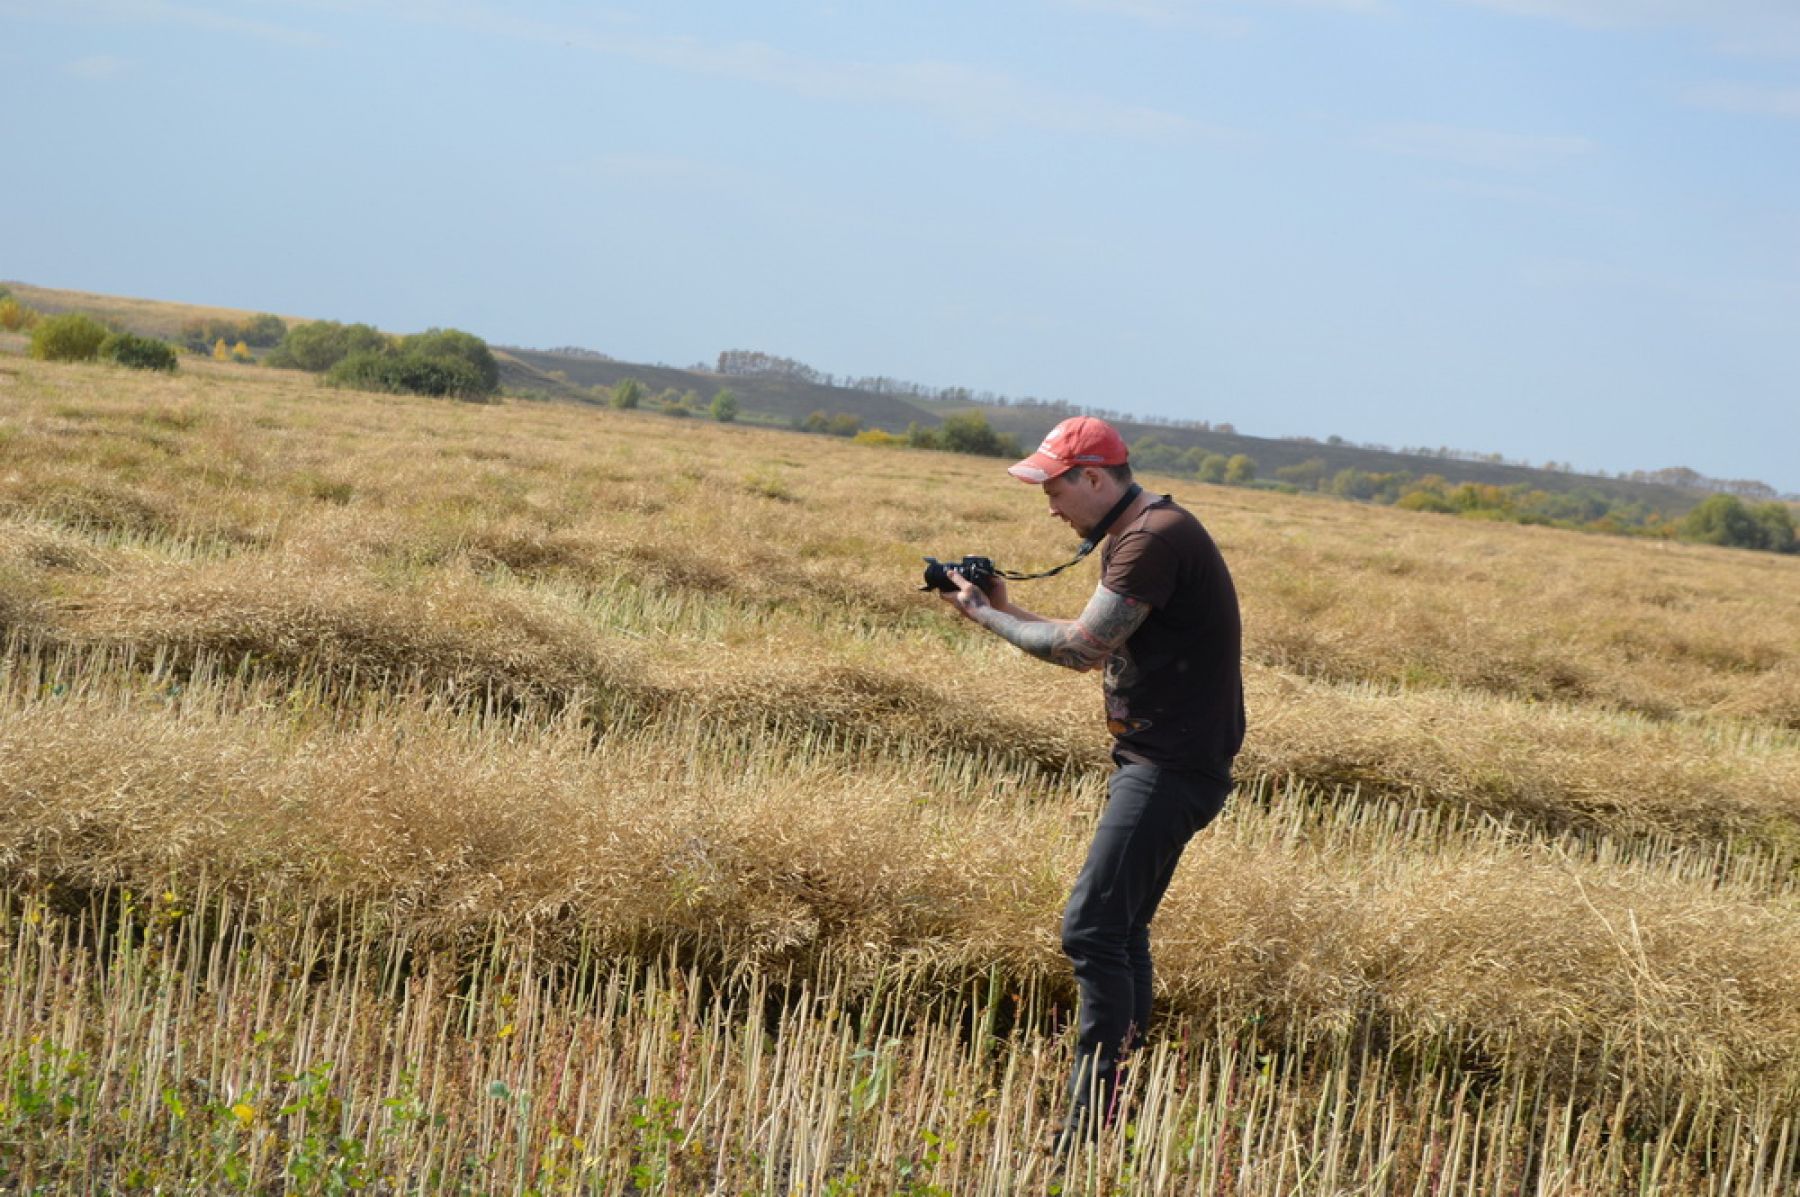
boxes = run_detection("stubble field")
[1,352,1796,1194]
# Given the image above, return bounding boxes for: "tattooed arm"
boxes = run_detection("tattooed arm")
[942,574,1150,672]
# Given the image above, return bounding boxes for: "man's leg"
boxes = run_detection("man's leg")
[1060,763,1228,1138]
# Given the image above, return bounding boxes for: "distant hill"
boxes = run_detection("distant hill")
[1,280,1754,516]
[959,403,1712,513]
[502,346,1715,516]
[497,345,948,433]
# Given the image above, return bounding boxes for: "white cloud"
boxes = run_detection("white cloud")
[66,54,128,79]
[1059,0,1385,30]
[5,0,329,47]
[18,0,1225,140]
[1684,83,1800,119]
[374,3,1221,142]
[1457,0,1800,55]
[1058,0,1252,32]
[1359,122,1594,172]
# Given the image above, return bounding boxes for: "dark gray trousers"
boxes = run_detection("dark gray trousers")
[1060,758,1229,1136]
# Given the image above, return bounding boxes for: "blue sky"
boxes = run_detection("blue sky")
[4,1,1798,493]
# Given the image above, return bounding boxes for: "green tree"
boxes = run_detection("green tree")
[1224,454,1257,486]
[1196,453,1229,484]
[1132,435,1183,473]
[610,378,645,410]
[1680,494,1763,549]
[1750,502,1797,553]
[401,328,499,395]
[709,389,739,423]
[1275,458,1327,490]
[240,313,288,347]
[828,413,862,438]
[30,313,109,362]
[266,321,389,372]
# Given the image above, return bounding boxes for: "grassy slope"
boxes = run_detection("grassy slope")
[5,279,1720,512]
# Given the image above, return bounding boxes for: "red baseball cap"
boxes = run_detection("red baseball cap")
[1007,416,1129,484]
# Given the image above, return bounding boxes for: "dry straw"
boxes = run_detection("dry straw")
[1,353,1797,1191]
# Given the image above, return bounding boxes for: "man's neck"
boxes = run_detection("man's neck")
[1093,482,1149,544]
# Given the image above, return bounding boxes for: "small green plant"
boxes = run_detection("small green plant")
[279,1062,375,1192]
[29,312,109,362]
[742,469,794,501]
[710,388,739,423]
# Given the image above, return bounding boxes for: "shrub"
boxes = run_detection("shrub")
[805,410,863,437]
[710,389,739,423]
[852,428,904,447]
[1330,468,1378,500]
[611,378,644,410]
[906,422,940,450]
[1396,490,1457,514]
[101,332,179,372]
[939,411,1005,457]
[231,340,253,362]
[1197,453,1229,484]
[29,313,109,362]
[325,349,489,400]
[0,297,38,332]
[1224,454,1257,485]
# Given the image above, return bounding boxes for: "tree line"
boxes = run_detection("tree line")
[1254,454,1796,555]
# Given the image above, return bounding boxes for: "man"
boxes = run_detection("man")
[938,415,1245,1142]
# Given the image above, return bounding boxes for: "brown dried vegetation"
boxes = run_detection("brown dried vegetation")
[1,353,1796,1191]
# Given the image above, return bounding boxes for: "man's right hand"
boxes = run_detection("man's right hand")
[939,568,994,622]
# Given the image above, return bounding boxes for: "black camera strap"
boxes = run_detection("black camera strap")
[997,482,1143,583]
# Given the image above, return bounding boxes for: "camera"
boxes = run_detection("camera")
[921,555,997,594]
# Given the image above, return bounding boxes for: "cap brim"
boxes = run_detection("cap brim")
[1007,453,1071,484]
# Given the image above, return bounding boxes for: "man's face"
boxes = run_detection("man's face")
[1042,468,1109,536]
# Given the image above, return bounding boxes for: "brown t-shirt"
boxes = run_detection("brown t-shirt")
[1099,496,1245,778]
